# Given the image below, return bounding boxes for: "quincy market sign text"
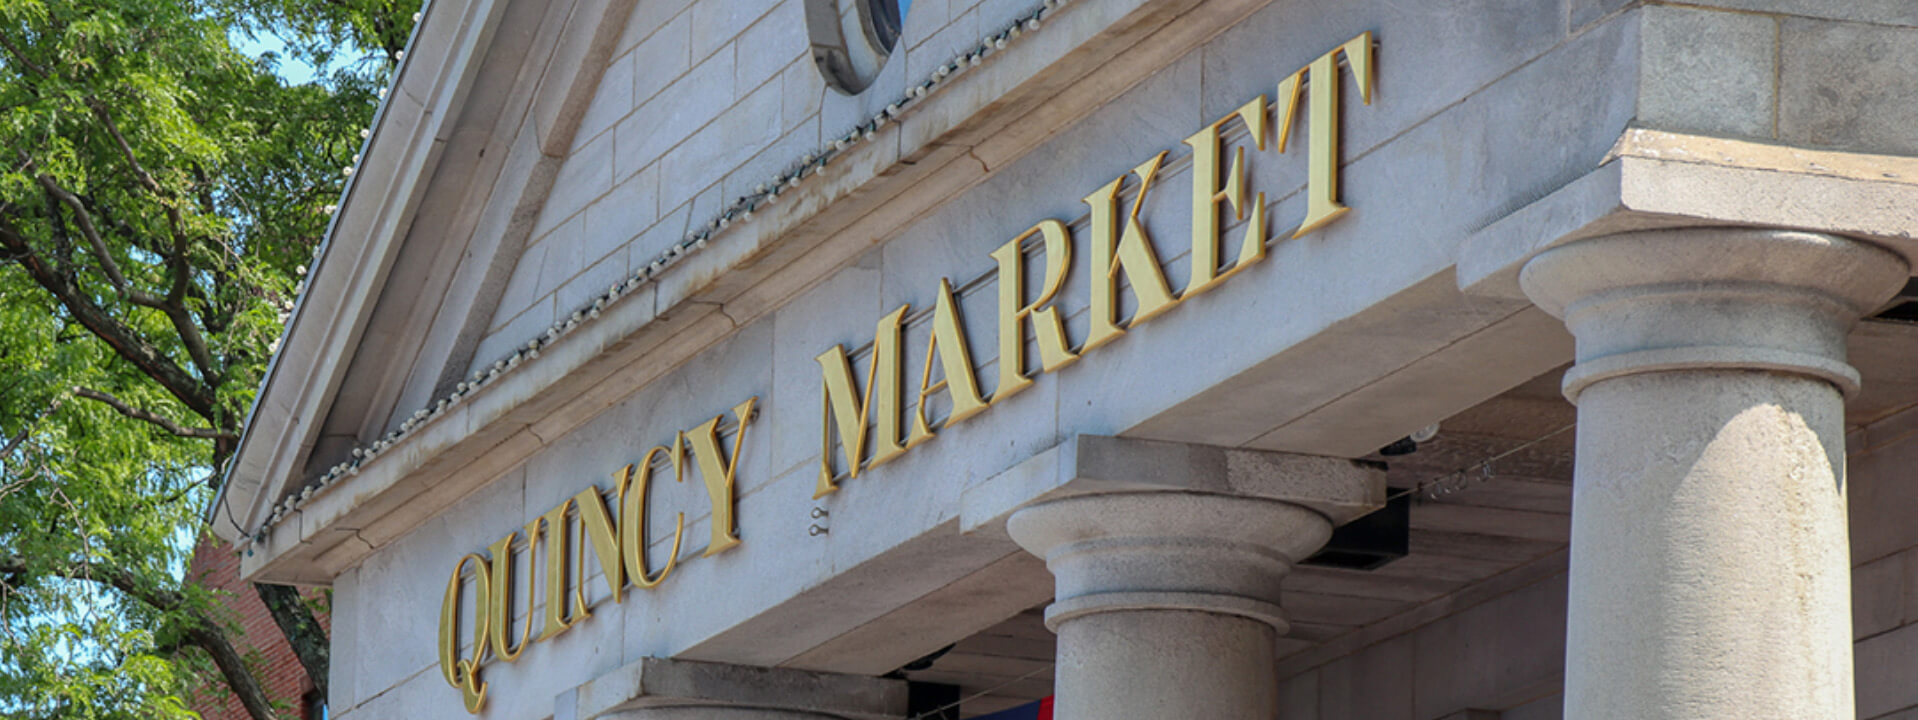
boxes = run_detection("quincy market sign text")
[437,32,1375,712]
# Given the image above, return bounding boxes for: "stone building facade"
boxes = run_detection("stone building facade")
[208,0,1918,718]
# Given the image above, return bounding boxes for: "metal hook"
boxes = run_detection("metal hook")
[810,506,829,519]
[808,524,829,536]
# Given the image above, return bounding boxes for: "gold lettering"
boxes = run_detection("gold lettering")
[573,486,623,602]
[1277,32,1374,238]
[1184,95,1268,296]
[991,220,1078,400]
[536,502,584,641]
[438,552,491,713]
[815,305,909,496]
[686,397,757,556]
[1083,151,1179,351]
[485,528,536,662]
[616,446,684,589]
[909,279,991,445]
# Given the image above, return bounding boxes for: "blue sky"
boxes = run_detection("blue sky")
[230,29,321,85]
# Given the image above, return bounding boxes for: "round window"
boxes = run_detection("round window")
[806,0,912,95]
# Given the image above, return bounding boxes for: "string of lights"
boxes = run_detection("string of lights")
[250,0,1081,546]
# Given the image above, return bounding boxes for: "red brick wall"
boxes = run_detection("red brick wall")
[186,536,330,720]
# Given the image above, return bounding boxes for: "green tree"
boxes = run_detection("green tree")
[0,0,414,716]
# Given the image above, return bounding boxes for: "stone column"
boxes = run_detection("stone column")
[565,657,907,720]
[1520,228,1908,720]
[1005,437,1384,720]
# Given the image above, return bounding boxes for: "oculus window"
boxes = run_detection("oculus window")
[807,0,912,94]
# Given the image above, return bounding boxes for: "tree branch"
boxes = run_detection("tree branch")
[35,172,153,304]
[0,218,218,420]
[255,583,329,700]
[84,98,165,197]
[33,169,221,384]
[0,555,278,720]
[73,387,236,441]
[0,32,47,78]
[1,397,64,457]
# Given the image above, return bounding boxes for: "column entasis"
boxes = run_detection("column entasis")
[1520,228,1908,720]
[1006,436,1385,720]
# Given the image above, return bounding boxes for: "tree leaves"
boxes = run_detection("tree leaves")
[0,0,417,716]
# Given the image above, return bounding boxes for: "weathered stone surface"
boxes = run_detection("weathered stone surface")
[1857,622,1918,719]
[1856,552,1908,640]
[1637,4,1777,140]
[1780,18,1918,155]
[569,657,907,720]
[1571,0,1635,31]
[1689,0,1918,27]
[1524,229,1906,720]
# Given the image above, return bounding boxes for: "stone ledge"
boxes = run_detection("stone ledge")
[564,658,908,720]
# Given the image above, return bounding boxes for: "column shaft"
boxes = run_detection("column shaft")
[1565,370,1851,717]
[1521,228,1908,720]
[1055,611,1277,720]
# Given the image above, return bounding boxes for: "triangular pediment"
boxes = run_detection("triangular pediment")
[217,0,645,542]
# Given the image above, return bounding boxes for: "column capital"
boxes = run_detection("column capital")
[564,657,907,720]
[1519,227,1907,400]
[1005,439,1384,632]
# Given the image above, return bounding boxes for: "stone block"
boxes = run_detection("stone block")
[1907,547,1918,630]
[878,46,1198,318]
[329,566,362,711]
[556,246,632,318]
[720,117,821,208]
[350,466,525,705]
[1319,634,1415,720]
[574,47,637,152]
[1413,574,1567,718]
[1850,436,1918,564]
[1856,551,1908,640]
[472,297,557,374]
[571,657,908,720]
[626,199,694,273]
[1277,668,1318,720]
[615,49,736,180]
[538,132,617,238]
[1503,694,1563,720]
[660,81,783,215]
[766,252,883,478]
[492,236,549,332]
[586,166,661,252]
[632,11,694,107]
[521,317,773,519]
[779,59,825,133]
[734,1,805,99]
[623,460,833,664]
[689,0,780,62]
[962,435,1386,531]
[1571,0,1635,31]
[1691,0,1918,27]
[345,667,442,720]
[1780,18,1918,155]
[1637,5,1777,139]
[1200,0,1564,165]
[615,0,694,55]
[1857,622,1918,718]
[537,214,588,299]
[904,7,981,83]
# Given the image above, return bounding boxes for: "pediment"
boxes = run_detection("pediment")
[215,0,642,543]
